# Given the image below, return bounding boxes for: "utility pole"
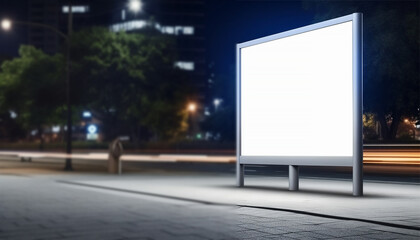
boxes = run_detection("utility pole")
[64,2,73,171]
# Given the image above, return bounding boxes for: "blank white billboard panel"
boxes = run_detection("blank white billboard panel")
[241,21,353,157]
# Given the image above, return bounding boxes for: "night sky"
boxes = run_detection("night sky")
[0,1,28,58]
[205,0,315,74]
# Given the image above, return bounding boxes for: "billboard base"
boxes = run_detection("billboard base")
[289,165,299,191]
[236,163,244,187]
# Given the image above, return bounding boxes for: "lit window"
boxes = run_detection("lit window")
[110,20,147,32]
[109,20,194,35]
[175,61,194,71]
[183,27,194,35]
[159,25,194,35]
[62,5,89,13]
[163,26,175,34]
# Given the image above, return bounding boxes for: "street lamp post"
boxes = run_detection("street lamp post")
[187,103,196,138]
[1,4,74,171]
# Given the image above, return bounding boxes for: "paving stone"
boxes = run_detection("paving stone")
[1,174,419,240]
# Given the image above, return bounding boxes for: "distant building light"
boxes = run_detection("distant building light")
[9,110,17,119]
[110,20,147,32]
[175,61,194,71]
[110,20,194,36]
[82,111,92,118]
[183,26,194,35]
[162,26,194,35]
[52,126,60,133]
[62,5,89,13]
[31,130,38,136]
[121,9,126,20]
[162,26,175,34]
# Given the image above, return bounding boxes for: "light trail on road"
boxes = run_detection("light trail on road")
[363,149,419,165]
[0,149,418,165]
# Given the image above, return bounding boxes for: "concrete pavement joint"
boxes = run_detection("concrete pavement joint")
[56,180,228,206]
[238,205,420,231]
[57,179,420,232]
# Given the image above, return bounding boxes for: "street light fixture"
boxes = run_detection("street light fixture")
[1,19,11,31]
[128,0,142,13]
[188,103,196,112]
[1,8,74,171]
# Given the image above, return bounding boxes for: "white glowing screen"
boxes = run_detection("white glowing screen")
[241,21,353,157]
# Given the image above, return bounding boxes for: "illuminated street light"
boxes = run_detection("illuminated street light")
[129,0,142,13]
[188,103,196,112]
[404,118,409,123]
[1,19,11,30]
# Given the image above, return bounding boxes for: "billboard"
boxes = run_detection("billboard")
[236,13,363,196]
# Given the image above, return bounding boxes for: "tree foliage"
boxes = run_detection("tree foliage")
[201,72,236,141]
[305,1,419,140]
[0,45,65,136]
[0,28,193,142]
[70,27,191,141]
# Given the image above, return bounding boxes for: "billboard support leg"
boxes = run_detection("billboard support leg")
[352,12,363,197]
[289,165,299,191]
[353,164,362,196]
[237,164,244,187]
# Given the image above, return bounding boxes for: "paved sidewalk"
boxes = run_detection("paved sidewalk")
[59,174,420,229]
[0,173,419,239]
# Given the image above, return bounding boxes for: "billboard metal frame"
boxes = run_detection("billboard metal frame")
[236,13,363,196]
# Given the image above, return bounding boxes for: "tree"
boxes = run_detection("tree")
[0,46,65,143]
[70,27,192,141]
[305,1,419,140]
[201,71,236,141]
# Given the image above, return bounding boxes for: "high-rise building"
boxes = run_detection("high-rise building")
[27,0,93,54]
[27,0,60,54]
[109,0,207,101]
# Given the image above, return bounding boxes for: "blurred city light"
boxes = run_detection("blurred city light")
[62,6,89,13]
[9,110,17,119]
[1,19,11,30]
[87,124,98,134]
[213,98,222,111]
[188,103,196,112]
[82,111,92,118]
[52,126,60,133]
[129,0,142,13]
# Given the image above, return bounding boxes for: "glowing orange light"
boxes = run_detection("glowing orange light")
[188,103,196,112]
